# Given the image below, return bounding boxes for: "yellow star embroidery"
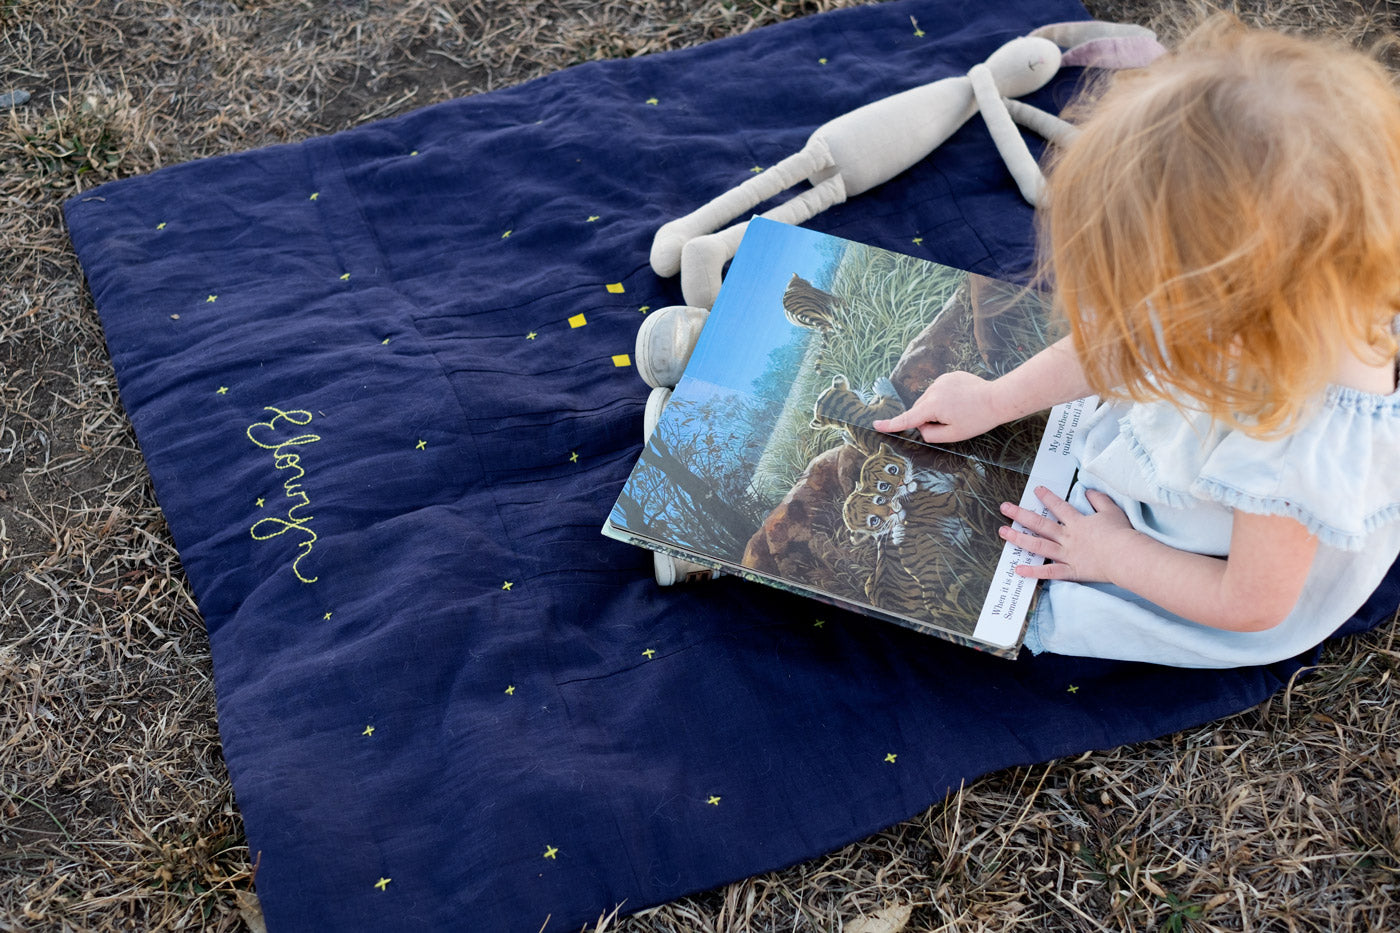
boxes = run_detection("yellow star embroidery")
[642,648,656,660]
[255,498,265,508]
[526,331,538,340]
[505,685,516,695]
[569,452,579,463]
[706,795,721,806]
[156,222,167,230]
[309,192,320,201]
[1067,684,1080,694]
[216,386,228,395]
[323,612,333,620]
[374,877,390,890]
[339,273,351,281]
[543,846,559,859]
[502,581,513,591]
[206,295,217,303]
[605,283,625,294]
[885,753,898,764]
[416,440,427,450]
[586,215,600,222]
[612,354,631,368]
[363,725,375,737]
[645,97,659,106]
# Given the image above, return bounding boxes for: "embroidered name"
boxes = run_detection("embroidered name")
[247,406,322,583]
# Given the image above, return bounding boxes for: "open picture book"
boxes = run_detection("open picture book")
[606,218,1094,657]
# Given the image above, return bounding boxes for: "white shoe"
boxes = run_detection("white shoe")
[643,386,672,442]
[635,305,709,388]
[654,551,718,585]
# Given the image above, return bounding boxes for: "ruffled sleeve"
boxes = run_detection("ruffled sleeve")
[1117,387,1400,552]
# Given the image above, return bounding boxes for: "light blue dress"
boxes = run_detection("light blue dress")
[1024,382,1400,668]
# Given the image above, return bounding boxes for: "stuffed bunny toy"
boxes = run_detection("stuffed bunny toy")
[649,20,1166,309]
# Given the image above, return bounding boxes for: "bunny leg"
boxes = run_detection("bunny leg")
[678,175,846,308]
[650,138,835,278]
[969,63,1046,206]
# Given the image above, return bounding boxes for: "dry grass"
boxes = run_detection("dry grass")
[1,0,1396,930]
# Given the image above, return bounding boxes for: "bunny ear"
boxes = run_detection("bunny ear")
[1061,35,1168,69]
[1030,20,1157,48]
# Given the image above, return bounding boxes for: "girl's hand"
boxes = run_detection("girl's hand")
[872,370,1007,443]
[999,486,1136,584]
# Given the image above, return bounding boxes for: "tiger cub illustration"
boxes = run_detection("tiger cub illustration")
[783,273,843,334]
[810,374,905,435]
[841,488,907,544]
[854,441,952,501]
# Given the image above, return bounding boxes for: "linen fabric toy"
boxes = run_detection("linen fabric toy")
[650,20,1166,309]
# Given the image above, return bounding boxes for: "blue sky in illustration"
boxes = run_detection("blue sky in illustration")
[679,217,841,397]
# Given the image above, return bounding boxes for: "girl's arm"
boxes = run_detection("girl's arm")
[873,336,1094,442]
[1003,487,1319,632]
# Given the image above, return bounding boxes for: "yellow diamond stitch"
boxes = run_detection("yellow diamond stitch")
[568,313,588,328]
[605,282,625,294]
[612,354,631,368]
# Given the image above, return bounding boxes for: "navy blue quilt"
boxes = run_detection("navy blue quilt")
[64,1,1399,929]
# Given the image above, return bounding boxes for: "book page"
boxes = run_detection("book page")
[973,395,1097,648]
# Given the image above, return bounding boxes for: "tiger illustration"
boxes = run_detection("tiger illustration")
[854,441,957,500]
[841,488,907,544]
[782,273,843,334]
[810,374,905,434]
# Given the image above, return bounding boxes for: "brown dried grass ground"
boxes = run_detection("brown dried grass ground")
[1,1,1397,930]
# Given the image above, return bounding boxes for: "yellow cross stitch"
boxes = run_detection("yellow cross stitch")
[912,237,924,245]
[526,332,538,340]
[501,230,512,238]
[586,215,600,222]
[612,354,631,368]
[639,305,651,314]
[646,97,659,106]
[749,166,763,174]
[416,440,427,450]
[885,753,898,764]
[206,295,217,303]
[256,498,265,508]
[502,581,513,591]
[381,338,391,345]
[543,846,559,859]
[813,619,826,628]
[642,648,656,660]
[374,877,390,890]
[339,273,351,281]
[323,612,333,620]
[568,313,588,328]
[156,222,167,230]
[505,685,516,695]
[363,726,375,737]
[818,58,828,65]
[309,192,320,201]
[569,452,579,463]
[706,796,721,806]
[1067,685,1080,694]
[216,386,229,395]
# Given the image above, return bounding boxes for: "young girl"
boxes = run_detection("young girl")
[874,16,1400,668]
